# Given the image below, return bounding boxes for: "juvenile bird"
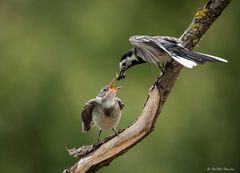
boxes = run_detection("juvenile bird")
[81,79,124,141]
[116,35,228,80]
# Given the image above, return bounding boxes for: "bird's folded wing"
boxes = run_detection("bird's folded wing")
[116,98,124,110]
[81,99,97,132]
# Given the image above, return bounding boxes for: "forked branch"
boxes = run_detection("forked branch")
[64,0,231,172]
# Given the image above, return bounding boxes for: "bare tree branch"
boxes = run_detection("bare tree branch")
[63,0,231,172]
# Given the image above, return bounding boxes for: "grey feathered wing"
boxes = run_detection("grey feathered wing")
[81,99,97,132]
[129,35,165,66]
[116,98,124,110]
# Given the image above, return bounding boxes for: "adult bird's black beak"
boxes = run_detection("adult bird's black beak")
[116,70,126,80]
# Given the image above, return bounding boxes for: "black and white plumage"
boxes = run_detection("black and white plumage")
[116,35,228,80]
[81,79,124,141]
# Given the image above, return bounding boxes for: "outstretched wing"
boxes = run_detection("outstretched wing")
[81,99,97,132]
[116,98,124,110]
[129,35,167,65]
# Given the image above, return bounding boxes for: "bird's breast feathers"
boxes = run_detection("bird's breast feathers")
[92,102,121,130]
[93,98,120,117]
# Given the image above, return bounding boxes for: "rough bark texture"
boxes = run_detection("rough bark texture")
[63,0,231,172]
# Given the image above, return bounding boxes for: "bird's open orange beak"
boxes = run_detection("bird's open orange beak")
[109,78,122,93]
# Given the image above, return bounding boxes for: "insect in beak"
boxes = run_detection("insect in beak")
[116,71,126,80]
[109,78,122,93]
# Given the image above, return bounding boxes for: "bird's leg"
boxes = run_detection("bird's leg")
[112,128,119,137]
[97,130,102,142]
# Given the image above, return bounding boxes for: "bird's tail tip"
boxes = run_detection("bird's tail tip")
[197,52,228,63]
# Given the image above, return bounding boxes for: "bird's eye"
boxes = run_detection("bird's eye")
[103,88,108,92]
[122,62,126,67]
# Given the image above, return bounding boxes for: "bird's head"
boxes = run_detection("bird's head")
[116,48,146,80]
[98,78,122,99]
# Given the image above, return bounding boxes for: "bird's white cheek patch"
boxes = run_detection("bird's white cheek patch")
[126,55,138,66]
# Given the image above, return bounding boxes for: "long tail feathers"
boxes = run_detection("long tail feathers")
[171,55,197,68]
[172,49,228,68]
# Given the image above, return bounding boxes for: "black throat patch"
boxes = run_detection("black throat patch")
[103,106,115,117]
[131,56,146,66]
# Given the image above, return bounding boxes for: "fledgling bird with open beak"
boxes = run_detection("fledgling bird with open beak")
[81,79,124,141]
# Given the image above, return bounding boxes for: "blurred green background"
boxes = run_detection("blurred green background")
[0,0,239,173]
